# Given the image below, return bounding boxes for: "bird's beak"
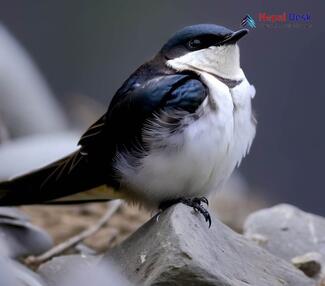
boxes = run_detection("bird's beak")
[218,29,249,45]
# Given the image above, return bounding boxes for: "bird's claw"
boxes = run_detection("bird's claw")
[191,200,211,228]
[159,197,211,227]
[193,196,209,206]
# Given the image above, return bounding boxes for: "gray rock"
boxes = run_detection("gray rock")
[0,209,53,258]
[0,24,67,138]
[244,204,325,280]
[0,116,9,143]
[0,206,29,221]
[104,204,312,286]
[38,255,132,286]
[0,257,45,286]
[38,255,97,286]
[244,204,325,261]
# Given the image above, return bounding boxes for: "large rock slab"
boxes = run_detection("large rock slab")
[244,204,325,280]
[104,204,313,286]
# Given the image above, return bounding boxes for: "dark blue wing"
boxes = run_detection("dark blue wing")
[164,78,207,113]
[79,73,206,148]
[107,74,191,125]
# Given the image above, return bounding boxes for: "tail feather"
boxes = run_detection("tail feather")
[0,151,119,206]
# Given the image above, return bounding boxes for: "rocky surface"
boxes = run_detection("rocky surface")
[0,207,53,258]
[0,257,45,286]
[3,203,325,286]
[244,204,325,261]
[0,207,52,285]
[38,255,132,286]
[244,204,325,281]
[104,204,312,286]
[38,255,98,286]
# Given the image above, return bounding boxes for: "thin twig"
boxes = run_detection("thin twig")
[26,200,122,266]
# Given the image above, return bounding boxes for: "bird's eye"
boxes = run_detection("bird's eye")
[187,38,202,50]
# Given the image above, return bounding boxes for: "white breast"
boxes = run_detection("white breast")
[116,71,256,207]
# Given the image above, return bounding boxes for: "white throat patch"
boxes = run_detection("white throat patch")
[167,44,243,81]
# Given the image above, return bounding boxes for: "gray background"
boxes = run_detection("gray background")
[0,1,324,213]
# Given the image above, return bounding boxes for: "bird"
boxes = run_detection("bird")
[0,24,256,227]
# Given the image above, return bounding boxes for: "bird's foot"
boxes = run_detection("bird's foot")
[159,197,211,227]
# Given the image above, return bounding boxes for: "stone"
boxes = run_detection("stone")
[104,204,313,286]
[0,257,45,286]
[0,208,53,258]
[244,204,325,262]
[0,117,9,143]
[38,255,132,286]
[0,24,67,139]
[0,206,29,221]
[244,204,325,281]
[38,255,97,286]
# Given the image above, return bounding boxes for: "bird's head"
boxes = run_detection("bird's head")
[160,24,248,81]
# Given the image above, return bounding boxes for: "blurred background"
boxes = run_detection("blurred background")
[0,0,324,219]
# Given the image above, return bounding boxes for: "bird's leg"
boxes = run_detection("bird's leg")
[159,197,211,227]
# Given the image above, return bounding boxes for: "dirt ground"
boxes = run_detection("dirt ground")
[21,202,151,253]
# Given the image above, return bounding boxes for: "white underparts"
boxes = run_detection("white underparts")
[114,45,256,207]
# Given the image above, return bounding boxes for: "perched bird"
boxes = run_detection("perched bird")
[0,24,256,226]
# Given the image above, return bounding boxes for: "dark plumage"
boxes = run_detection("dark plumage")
[0,23,249,223]
[0,56,207,205]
